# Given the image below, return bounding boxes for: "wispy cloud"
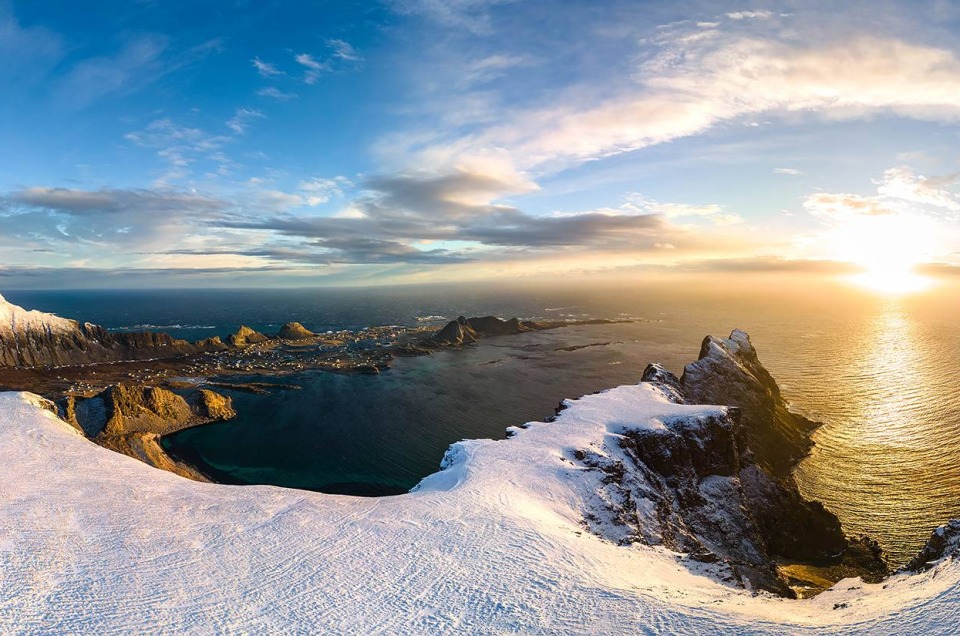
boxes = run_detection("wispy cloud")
[726,10,774,20]
[623,194,743,225]
[295,53,328,84]
[387,0,515,35]
[774,167,802,175]
[54,35,221,108]
[124,118,235,185]
[257,86,298,101]
[299,176,353,205]
[226,108,264,135]
[252,56,284,77]
[327,39,363,62]
[0,3,63,82]
[384,28,960,182]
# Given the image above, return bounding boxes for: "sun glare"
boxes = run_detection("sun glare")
[828,212,937,294]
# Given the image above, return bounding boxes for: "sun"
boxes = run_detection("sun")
[828,211,937,294]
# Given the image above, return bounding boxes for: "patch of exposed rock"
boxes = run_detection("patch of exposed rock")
[903,521,960,572]
[575,332,886,597]
[277,322,316,340]
[59,384,236,481]
[226,325,269,347]
[680,329,816,477]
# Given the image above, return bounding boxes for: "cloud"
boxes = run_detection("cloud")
[806,167,960,222]
[124,118,233,184]
[257,86,298,101]
[0,3,62,82]
[202,166,741,267]
[795,167,960,268]
[875,166,960,213]
[226,108,264,135]
[673,257,859,274]
[0,187,227,255]
[299,177,353,205]
[327,39,362,62]
[53,35,220,108]
[387,31,960,176]
[387,0,515,34]
[804,192,893,219]
[295,53,328,84]
[726,10,774,20]
[0,264,299,289]
[622,194,743,225]
[774,167,802,175]
[252,56,284,77]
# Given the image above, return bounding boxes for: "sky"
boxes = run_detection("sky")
[3,0,960,288]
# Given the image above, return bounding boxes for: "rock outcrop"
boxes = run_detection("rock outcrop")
[680,329,816,476]
[576,331,886,596]
[425,316,535,346]
[277,322,316,340]
[226,325,269,347]
[59,384,235,481]
[903,521,960,572]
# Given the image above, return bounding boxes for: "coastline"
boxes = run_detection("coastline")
[3,384,960,633]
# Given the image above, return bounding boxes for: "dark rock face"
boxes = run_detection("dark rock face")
[277,322,316,340]
[579,333,885,596]
[680,329,818,477]
[903,521,960,572]
[426,316,532,346]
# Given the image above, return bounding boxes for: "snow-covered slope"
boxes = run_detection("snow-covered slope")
[1,389,959,634]
[0,292,77,336]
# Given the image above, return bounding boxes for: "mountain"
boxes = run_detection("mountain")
[1,335,959,632]
[277,321,316,340]
[425,315,534,346]
[0,293,222,368]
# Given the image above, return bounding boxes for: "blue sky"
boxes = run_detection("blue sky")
[2,0,960,288]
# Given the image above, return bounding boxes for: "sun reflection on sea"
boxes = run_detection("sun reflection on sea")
[793,295,960,565]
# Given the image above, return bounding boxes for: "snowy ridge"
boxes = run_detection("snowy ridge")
[0,292,77,336]
[1,387,959,634]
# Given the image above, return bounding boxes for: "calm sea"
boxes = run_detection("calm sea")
[6,277,960,566]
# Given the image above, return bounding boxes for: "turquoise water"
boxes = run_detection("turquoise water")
[7,278,960,565]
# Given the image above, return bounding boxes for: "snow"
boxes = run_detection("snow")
[0,293,77,336]
[1,387,959,634]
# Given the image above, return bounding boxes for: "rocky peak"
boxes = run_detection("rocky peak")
[277,322,316,340]
[0,293,78,337]
[426,315,531,347]
[580,331,881,597]
[682,329,812,476]
[903,521,960,572]
[227,325,269,347]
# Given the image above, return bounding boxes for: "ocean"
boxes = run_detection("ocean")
[5,276,960,566]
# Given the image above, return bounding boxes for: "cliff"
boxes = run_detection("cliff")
[1,332,960,631]
[0,293,224,368]
[680,329,817,476]
[575,332,885,595]
[59,384,236,481]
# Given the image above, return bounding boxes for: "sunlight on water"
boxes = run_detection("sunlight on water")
[792,297,960,565]
[9,279,960,566]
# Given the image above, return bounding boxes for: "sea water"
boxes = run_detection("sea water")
[6,277,960,565]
